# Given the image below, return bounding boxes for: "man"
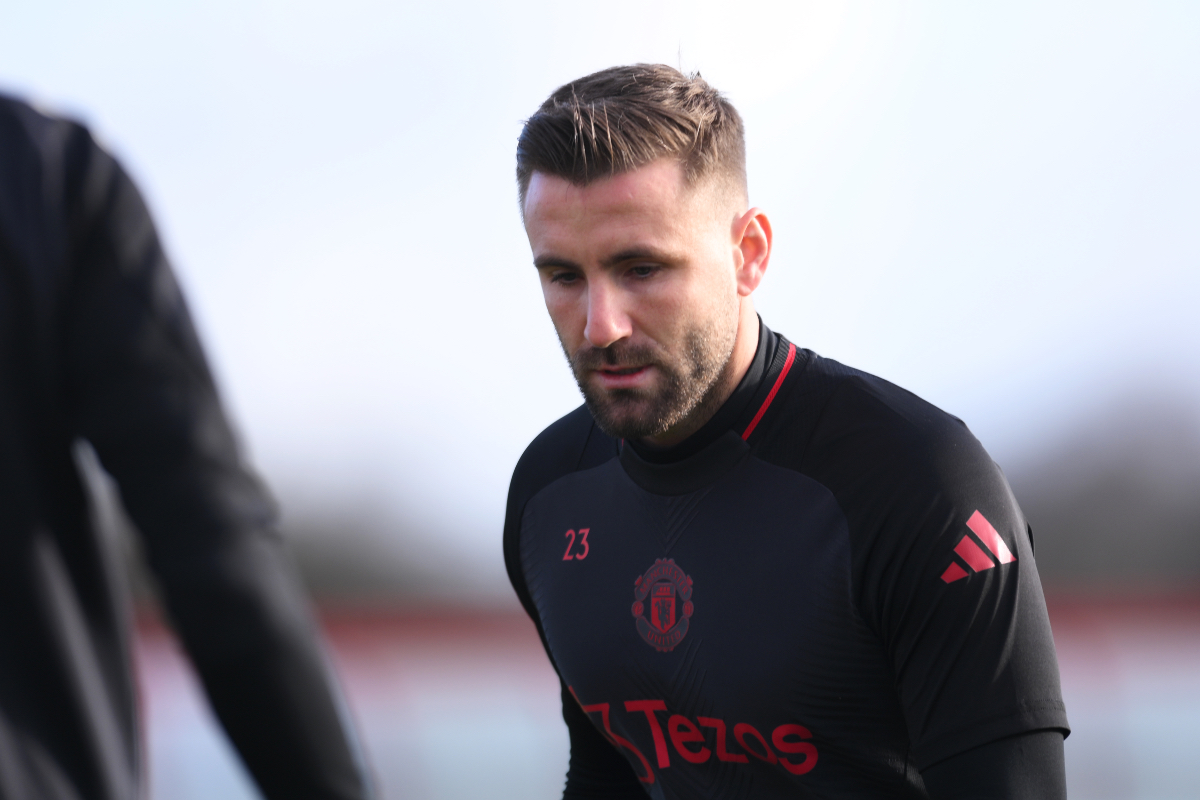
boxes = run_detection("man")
[0,95,371,799]
[504,65,1069,798]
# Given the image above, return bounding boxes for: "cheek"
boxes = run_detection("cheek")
[677,263,739,324]
[542,289,586,342]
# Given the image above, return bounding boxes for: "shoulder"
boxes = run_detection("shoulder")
[761,350,989,493]
[503,404,617,625]
[508,404,616,511]
[759,349,1019,562]
[779,352,1027,582]
[0,93,96,166]
[825,358,978,469]
[0,94,117,249]
[0,93,50,145]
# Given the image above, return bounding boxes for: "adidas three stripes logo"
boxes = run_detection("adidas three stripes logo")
[941,510,1016,584]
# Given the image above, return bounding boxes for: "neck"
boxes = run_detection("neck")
[642,301,760,448]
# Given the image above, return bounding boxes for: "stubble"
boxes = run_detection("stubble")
[564,314,738,442]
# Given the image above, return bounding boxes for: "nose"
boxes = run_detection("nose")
[583,279,632,349]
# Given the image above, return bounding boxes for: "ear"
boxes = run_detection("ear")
[732,207,772,297]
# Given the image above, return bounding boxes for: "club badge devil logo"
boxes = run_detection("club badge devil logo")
[632,558,694,652]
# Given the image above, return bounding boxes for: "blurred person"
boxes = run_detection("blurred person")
[504,65,1069,799]
[0,95,371,799]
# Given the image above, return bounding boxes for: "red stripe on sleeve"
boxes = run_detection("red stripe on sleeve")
[954,536,997,573]
[941,562,970,583]
[966,510,1016,563]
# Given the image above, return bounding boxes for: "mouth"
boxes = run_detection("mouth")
[593,365,652,388]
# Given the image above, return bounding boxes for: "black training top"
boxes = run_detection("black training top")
[504,322,1068,799]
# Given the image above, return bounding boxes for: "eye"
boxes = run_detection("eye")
[628,264,658,279]
[548,269,581,286]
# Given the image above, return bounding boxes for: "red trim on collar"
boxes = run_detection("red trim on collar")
[741,343,796,441]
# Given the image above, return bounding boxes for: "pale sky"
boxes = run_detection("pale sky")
[3,1,1198,596]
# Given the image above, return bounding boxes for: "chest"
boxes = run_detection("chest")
[533,458,859,679]
[520,456,898,794]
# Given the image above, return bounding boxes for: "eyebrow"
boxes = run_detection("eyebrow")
[532,247,676,270]
[533,255,579,270]
[601,247,673,268]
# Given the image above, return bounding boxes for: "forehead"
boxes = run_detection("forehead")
[523,160,701,255]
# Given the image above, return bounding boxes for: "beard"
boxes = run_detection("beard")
[563,313,738,441]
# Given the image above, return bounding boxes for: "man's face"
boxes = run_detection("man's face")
[523,159,743,441]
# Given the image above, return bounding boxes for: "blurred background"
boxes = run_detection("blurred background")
[3,1,1198,798]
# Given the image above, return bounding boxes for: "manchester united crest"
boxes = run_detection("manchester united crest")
[631,558,694,652]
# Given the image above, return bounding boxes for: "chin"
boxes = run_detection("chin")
[585,397,666,440]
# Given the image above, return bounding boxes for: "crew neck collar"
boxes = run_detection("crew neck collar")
[620,430,751,495]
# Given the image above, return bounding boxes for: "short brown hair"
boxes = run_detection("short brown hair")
[516,64,746,207]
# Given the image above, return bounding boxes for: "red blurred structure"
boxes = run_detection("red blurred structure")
[136,595,1200,800]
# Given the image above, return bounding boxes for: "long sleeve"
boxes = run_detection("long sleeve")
[58,122,372,800]
[923,730,1066,799]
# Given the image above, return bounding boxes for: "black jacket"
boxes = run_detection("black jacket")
[0,95,371,800]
